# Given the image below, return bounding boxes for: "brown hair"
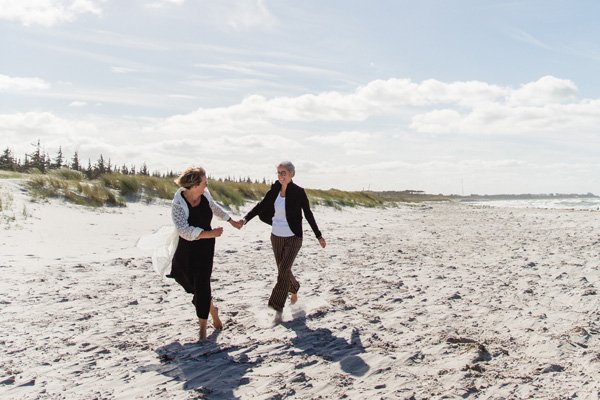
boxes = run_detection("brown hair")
[174,166,206,189]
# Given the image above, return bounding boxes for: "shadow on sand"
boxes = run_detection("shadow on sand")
[141,331,257,399]
[142,310,369,398]
[283,308,370,377]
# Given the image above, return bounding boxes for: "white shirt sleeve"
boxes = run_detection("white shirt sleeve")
[205,189,231,221]
[171,202,203,241]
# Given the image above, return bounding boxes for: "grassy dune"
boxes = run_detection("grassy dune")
[1,170,445,209]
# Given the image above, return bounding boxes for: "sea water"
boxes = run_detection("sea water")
[464,197,600,211]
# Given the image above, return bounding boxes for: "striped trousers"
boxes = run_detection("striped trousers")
[268,234,303,311]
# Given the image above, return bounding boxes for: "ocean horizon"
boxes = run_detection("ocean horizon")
[464,197,600,211]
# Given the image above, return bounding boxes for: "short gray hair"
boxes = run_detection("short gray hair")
[277,161,295,177]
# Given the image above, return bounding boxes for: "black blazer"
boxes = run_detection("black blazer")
[244,181,322,239]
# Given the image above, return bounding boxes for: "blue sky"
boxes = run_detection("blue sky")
[2,0,600,194]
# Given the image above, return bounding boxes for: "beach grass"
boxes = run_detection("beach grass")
[0,189,11,211]
[27,174,126,207]
[100,173,176,201]
[18,171,444,209]
[0,170,27,179]
[306,188,384,209]
[0,188,15,224]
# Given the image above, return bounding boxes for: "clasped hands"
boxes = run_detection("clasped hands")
[228,218,245,230]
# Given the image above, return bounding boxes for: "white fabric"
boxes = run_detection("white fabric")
[271,194,295,237]
[138,188,231,276]
[136,225,178,277]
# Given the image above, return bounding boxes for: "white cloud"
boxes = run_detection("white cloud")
[156,76,583,131]
[4,75,600,193]
[507,75,577,106]
[410,109,462,134]
[306,131,374,145]
[110,66,137,74]
[0,111,97,138]
[203,0,278,32]
[0,0,103,27]
[68,101,87,107]
[155,75,595,138]
[306,131,377,155]
[0,74,50,92]
[144,0,185,9]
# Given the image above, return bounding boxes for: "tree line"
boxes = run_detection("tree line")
[0,140,175,179]
[0,140,268,184]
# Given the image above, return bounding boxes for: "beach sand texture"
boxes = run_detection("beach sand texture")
[1,180,600,399]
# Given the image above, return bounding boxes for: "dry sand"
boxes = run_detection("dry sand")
[1,179,600,399]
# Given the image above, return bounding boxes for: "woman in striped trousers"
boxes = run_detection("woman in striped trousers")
[241,161,326,322]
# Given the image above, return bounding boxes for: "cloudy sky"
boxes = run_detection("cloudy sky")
[2,0,600,194]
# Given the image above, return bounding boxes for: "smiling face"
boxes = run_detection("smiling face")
[188,176,207,197]
[277,166,293,186]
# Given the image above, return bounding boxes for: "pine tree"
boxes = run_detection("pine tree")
[85,158,93,179]
[0,148,16,171]
[23,154,30,171]
[53,146,64,169]
[44,151,51,171]
[96,154,106,175]
[29,140,45,172]
[107,158,112,174]
[71,151,80,171]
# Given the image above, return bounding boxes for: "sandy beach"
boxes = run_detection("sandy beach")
[1,179,600,399]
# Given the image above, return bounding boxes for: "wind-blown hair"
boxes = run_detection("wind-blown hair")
[174,166,206,189]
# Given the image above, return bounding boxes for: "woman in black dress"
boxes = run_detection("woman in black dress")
[169,167,242,340]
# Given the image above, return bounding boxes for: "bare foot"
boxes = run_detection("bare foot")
[210,303,223,330]
[198,319,208,341]
[290,293,298,305]
[273,310,283,325]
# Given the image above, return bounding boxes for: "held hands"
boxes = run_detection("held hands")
[228,218,245,230]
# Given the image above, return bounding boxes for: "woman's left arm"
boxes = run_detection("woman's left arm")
[205,189,232,221]
[301,189,323,241]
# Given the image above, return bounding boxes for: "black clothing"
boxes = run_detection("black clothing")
[168,194,214,319]
[243,181,322,239]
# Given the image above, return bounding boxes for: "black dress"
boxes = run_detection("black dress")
[168,194,215,319]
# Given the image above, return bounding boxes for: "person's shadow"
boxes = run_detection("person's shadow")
[140,331,257,399]
[282,308,370,377]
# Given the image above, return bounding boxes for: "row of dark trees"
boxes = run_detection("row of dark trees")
[0,140,175,180]
[0,140,269,184]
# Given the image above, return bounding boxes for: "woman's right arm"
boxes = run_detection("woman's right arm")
[242,190,270,224]
[171,203,204,240]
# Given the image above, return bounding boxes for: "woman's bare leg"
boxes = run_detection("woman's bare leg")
[198,319,208,341]
[290,293,298,305]
[210,302,223,330]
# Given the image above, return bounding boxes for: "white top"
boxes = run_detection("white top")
[272,193,295,237]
